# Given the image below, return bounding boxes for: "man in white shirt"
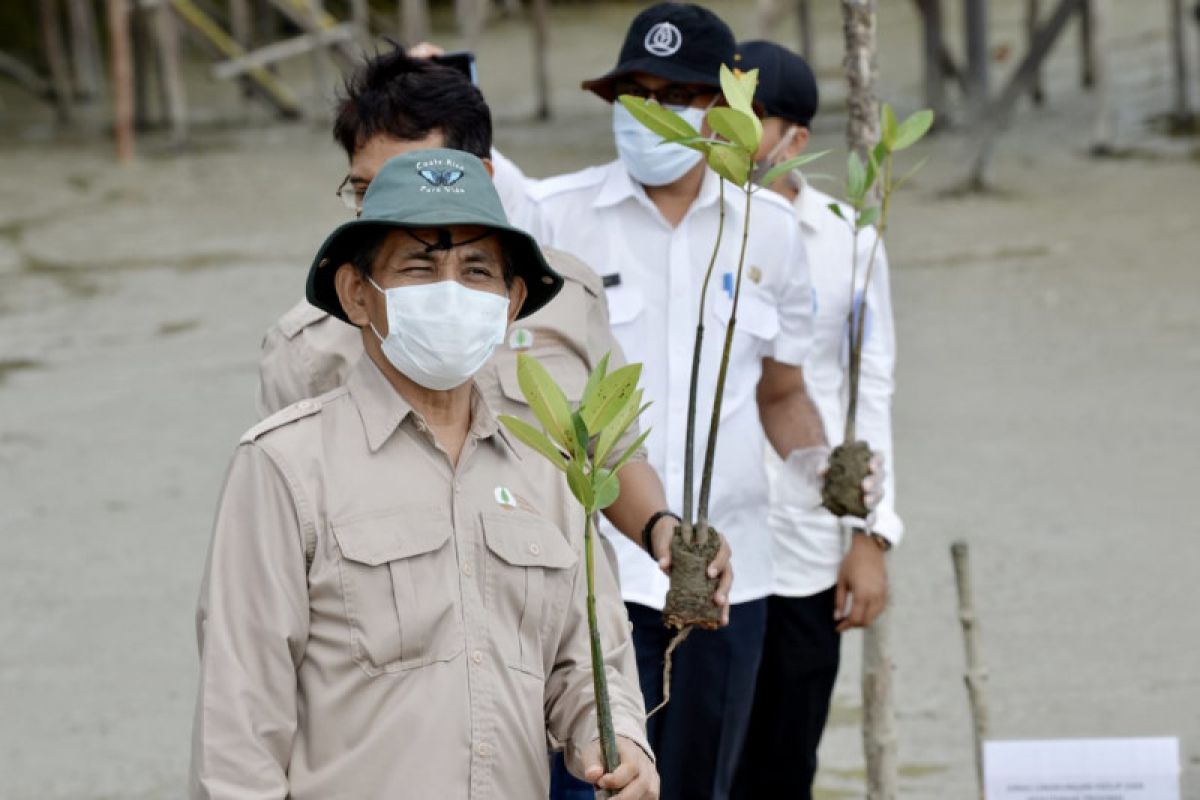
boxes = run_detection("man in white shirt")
[730,41,904,800]
[531,7,880,799]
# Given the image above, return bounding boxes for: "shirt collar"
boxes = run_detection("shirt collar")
[593,160,731,217]
[347,356,519,458]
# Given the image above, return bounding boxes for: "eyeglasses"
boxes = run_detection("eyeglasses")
[336,175,366,214]
[612,78,716,108]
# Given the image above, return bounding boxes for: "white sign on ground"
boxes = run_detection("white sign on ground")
[984,737,1180,800]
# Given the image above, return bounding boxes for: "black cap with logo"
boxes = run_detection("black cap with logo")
[735,40,819,127]
[582,2,736,102]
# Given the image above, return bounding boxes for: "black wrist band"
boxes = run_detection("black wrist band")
[641,511,681,556]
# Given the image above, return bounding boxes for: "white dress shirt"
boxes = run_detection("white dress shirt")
[766,181,904,599]
[532,161,814,609]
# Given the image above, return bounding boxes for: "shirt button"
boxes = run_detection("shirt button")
[528,543,541,556]
[477,743,491,758]
[462,563,473,577]
[471,650,483,664]
[296,400,313,411]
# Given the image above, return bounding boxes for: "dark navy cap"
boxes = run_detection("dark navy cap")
[736,40,819,127]
[583,3,736,102]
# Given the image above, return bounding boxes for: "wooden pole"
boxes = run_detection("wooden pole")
[962,0,990,118]
[106,0,136,162]
[455,0,486,48]
[798,0,815,62]
[530,0,550,120]
[916,0,950,125]
[841,9,898,794]
[1078,0,1096,88]
[1170,0,1194,124]
[154,1,188,144]
[66,0,104,100]
[1087,0,1113,153]
[399,0,431,44]
[348,0,370,48]
[1026,0,1046,104]
[229,0,255,99]
[131,0,153,129]
[40,0,76,123]
[951,541,989,800]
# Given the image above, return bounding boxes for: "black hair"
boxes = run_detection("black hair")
[346,227,515,287]
[333,43,493,160]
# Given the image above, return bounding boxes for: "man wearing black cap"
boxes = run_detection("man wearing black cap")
[731,41,904,800]
[531,6,839,799]
[191,150,659,799]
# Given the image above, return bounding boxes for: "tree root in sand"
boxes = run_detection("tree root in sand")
[822,440,872,519]
[662,526,722,630]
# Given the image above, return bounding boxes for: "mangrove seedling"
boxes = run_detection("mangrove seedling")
[619,65,826,630]
[498,352,650,779]
[822,103,933,518]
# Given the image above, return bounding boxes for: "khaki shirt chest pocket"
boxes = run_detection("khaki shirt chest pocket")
[332,508,464,675]
[481,511,578,678]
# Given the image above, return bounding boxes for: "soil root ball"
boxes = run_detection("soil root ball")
[821,440,873,519]
[662,525,722,630]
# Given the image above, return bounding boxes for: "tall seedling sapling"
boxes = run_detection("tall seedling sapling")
[619,66,826,630]
[821,104,933,517]
[498,353,651,779]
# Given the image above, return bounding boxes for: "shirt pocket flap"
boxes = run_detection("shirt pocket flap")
[605,285,645,326]
[496,350,589,404]
[482,511,577,570]
[711,289,781,340]
[333,510,451,566]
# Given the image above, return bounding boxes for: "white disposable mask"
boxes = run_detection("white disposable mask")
[751,125,800,187]
[613,102,707,187]
[367,277,509,391]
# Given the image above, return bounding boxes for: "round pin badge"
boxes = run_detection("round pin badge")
[644,21,682,57]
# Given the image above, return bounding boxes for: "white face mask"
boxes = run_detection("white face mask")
[751,124,800,187]
[613,102,707,187]
[367,278,510,391]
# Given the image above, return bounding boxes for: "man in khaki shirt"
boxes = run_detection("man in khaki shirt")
[191,150,658,798]
[255,49,733,621]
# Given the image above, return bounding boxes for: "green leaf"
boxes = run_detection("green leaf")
[707,142,751,185]
[581,363,641,434]
[846,152,867,204]
[594,389,646,468]
[757,149,829,188]
[571,411,590,460]
[565,461,594,510]
[880,103,899,151]
[857,206,881,230]
[498,414,568,471]
[618,95,701,143]
[609,428,653,476]
[719,64,757,118]
[706,106,762,151]
[872,141,888,172]
[515,354,575,453]
[579,352,610,414]
[827,202,847,222]
[662,135,715,152]
[593,468,621,510]
[893,109,934,151]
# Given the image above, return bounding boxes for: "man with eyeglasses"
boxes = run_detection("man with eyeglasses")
[529,4,882,799]
[251,47,734,798]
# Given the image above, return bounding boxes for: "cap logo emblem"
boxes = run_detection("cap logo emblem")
[644,21,682,57]
[416,158,466,193]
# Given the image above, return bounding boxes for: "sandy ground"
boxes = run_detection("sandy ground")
[1,2,1198,798]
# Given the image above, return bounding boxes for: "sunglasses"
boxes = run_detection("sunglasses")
[612,78,717,108]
